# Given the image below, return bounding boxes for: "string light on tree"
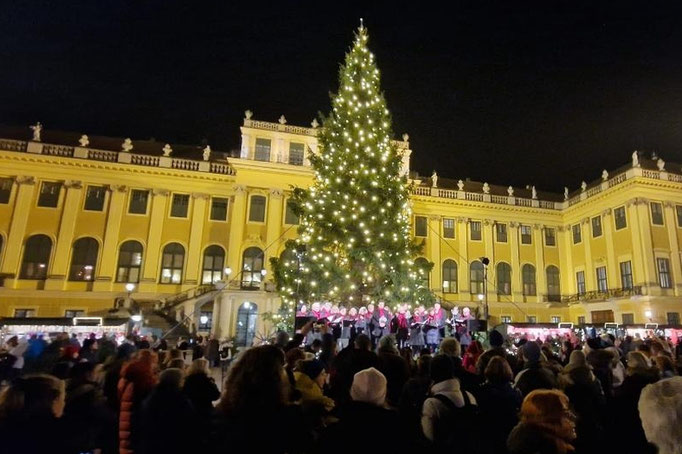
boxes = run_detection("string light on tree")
[270,22,434,331]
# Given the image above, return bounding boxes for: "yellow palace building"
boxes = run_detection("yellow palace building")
[1,114,681,343]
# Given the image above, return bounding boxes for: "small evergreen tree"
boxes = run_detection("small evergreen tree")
[270,24,433,330]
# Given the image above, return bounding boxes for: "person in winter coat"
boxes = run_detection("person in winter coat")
[294,359,335,429]
[320,367,402,454]
[399,354,432,447]
[462,340,483,373]
[638,377,682,454]
[210,345,312,454]
[557,350,606,454]
[139,368,196,454]
[376,335,410,407]
[439,337,482,396]
[182,358,220,426]
[118,350,158,454]
[421,354,478,446]
[609,351,660,454]
[477,356,522,454]
[585,338,615,397]
[62,362,117,454]
[476,330,514,375]
[514,341,557,397]
[328,334,379,405]
[507,389,576,454]
[0,374,68,454]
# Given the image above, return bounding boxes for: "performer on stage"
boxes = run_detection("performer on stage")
[338,306,354,350]
[355,306,368,336]
[371,301,391,342]
[432,302,446,340]
[310,302,323,320]
[394,304,409,349]
[425,308,440,352]
[409,305,426,354]
[366,303,376,344]
[329,305,343,341]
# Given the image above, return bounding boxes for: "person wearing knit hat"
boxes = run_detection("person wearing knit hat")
[293,359,334,416]
[514,341,557,397]
[350,367,387,406]
[638,377,682,454]
[319,367,402,453]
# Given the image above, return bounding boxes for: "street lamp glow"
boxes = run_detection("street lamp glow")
[125,283,136,292]
[199,315,209,325]
[477,294,484,301]
[645,310,652,318]
[131,314,142,322]
[260,269,268,276]
[224,267,232,276]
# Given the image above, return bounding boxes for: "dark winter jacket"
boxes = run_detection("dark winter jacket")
[376,347,410,407]
[513,363,557,397]
[477,381,522,454]
[63,379,117,454]
[139,384,197,454]
[321,401,402,454]
[329,347,379,405]
[182,372,220,420]
[507,422,574,454]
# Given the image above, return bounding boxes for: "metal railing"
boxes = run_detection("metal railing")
[562,286,643,303]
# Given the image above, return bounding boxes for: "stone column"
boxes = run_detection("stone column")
[184,193,209,285]
[456,217,468,295]
[558,226,575,294]
[663,202,682,294]
[240,133,251,159]
[509,222,522,300]
[139,188,169,291]
[483,219,494,301]
[628,198,655,290]
[265,189,284,273]
[93,185,127,291]
[428,215,442,293]
[45,180,84,290]
[1,176,36,285]
[581,219,595,290]
[601,208,619,289]
[226,185,247,282]
[533,224,546,301]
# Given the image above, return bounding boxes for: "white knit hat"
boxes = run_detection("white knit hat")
[638,376,682,454]
[350,367,387,406]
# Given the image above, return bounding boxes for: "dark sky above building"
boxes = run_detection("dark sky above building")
[1,1,682,192]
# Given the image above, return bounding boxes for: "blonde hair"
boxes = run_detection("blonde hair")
[188,357,210,375]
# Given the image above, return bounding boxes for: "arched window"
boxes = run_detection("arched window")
[522,264,536,296]
[202,245,225,284]
[20,234,52,279]
[470,261,484,294]
[415,257,430,289]
[546,265,561,302]
[116,240,143,283]
[497,262,512,295]
[69,237,99,281]
[160,243,185,284]
[442,259,457,293]
[241,247,264,289]
[235,302,258,346]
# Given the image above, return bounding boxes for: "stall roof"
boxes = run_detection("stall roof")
[0,317,129,326]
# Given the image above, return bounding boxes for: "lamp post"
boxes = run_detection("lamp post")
[480,257,490,321]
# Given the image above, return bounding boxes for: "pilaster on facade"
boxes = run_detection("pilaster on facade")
[482,219,495,301]
[509,222,522,300]
[226,185,247,277]
[184,193,209,285]
[533,225,546,303]
[427,215,441,294]
[581,220,595,291]
[456,218,469,294]
[45,180,84,290]
[0,176,37,284]
[631,199,657,291]
[663,203,682,295]
[139,189,169,291]
[93,185,127,291]
[265,188,285,272]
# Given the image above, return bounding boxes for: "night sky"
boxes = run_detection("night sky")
[2,1,682,192]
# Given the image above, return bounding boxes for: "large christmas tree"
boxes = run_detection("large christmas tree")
[270,24,433,330]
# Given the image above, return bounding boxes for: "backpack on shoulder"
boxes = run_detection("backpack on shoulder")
[432,392,482,453]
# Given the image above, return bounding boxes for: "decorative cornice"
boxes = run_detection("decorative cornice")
[233,184,246,194]
[601,208,612,216]
[483,218,492,226]
[63,180,83,189]
[15,175,35,185]
[581,217,590,225]
[107,184,127,193]
[429,214,441,221]
[509,221,520,228]
[269,188,284,198]
[663,201,675,209]
[152,188,170,196]
[192,192,210,200]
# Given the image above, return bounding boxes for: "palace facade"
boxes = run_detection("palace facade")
[1,116,681,344]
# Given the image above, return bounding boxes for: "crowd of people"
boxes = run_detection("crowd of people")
[0,321,681,454]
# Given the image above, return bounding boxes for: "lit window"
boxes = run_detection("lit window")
[116,241,143,283]
[254,138,271,161]
[576,271,586,295]
[160,243,185,284]
[522,264,536,295]
[69,237,98,281]
[443,219,455,239]
[202,245,225,284]
[442,259,457,293]
[596,266,608,292]
[657,258,672,289]
[620,261,633,290]
[20,234,52,279]
[288,142,304,165]
[520,225,532,244]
